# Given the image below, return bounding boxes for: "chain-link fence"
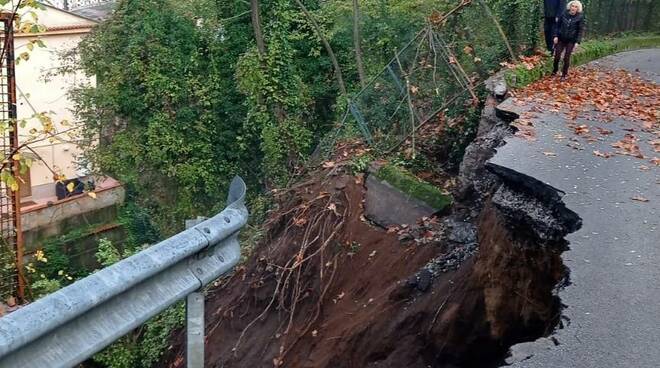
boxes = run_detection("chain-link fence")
[347,1,512,151]
[348,27,471,151]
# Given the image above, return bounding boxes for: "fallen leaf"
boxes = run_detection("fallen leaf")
[631,196,649,203]
[595,127,613,135]
[422,230,435,239]
[386,226,399,234]
[543,151,557,157]
[322,161,336,169]
[593,150,613,158]
[612,134,644,159]
[651,139,660,153]
[574,125,590,135]
[327,203,340,216]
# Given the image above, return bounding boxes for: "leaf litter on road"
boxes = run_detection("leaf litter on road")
[515,66,659,162]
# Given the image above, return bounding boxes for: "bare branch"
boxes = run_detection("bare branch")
[352,0,366,88]
[249,0,266,58]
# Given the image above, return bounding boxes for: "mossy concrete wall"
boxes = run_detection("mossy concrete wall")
[21,186,126,255]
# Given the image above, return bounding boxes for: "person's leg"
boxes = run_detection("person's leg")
[553,41,566,75]
[544,17,555,52]
[562,42,576,77]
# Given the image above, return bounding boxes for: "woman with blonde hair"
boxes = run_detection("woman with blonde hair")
[552,0,586,81]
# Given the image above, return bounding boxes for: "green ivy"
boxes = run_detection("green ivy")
[72,0,254,235]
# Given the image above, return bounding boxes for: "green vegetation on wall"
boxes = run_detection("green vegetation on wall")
[376,164,452,210]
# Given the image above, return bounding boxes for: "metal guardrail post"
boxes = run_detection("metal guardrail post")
[0,177,248,368]
[184,216,208,368]
[186,292,204,368]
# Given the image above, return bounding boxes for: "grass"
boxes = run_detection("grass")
[506,34,660,88]
[375,164,452,210]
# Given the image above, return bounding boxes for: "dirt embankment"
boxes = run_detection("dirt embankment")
[165,96,581,368]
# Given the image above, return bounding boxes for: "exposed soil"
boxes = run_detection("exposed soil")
[164,94,580,368]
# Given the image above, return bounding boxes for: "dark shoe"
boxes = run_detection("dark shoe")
[560,75,567,82]
[551,71,558,77]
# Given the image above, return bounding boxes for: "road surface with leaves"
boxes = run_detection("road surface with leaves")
[494,49,660,368]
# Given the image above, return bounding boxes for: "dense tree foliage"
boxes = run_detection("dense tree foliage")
[71,0,444,233]
[70,0,658,235]
[73,0,254,233]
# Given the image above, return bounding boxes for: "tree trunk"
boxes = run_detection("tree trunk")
[352,0,367,88]
[294,0,348,96]
[250,0,266,57]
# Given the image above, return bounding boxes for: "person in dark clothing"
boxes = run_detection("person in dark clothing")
[553,1,585,81]
[544,0,566,52]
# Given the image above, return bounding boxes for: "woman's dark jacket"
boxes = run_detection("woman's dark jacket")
[554,11,585,43]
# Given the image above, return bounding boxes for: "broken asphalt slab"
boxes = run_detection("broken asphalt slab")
[492,49,660,368]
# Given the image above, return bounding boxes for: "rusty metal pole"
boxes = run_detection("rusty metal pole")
[3,12,24,302]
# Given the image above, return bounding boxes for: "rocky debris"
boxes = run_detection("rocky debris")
[424,242,478,276]
[393,215,477,247]
[494,82,508,100]
[484,70,509,101]
[392,217,444,246]
[454,89,518,207]
[443,217,477,244]
[406,268,434,292]
[403,216,478,291]
[484,69,509,101]
[456,97,512,207]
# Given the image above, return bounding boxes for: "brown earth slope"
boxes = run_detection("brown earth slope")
[165,95,580,368]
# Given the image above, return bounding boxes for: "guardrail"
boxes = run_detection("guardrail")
[0,176,248,368]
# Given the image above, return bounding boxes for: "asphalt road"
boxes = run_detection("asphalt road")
[491,49,660,367]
